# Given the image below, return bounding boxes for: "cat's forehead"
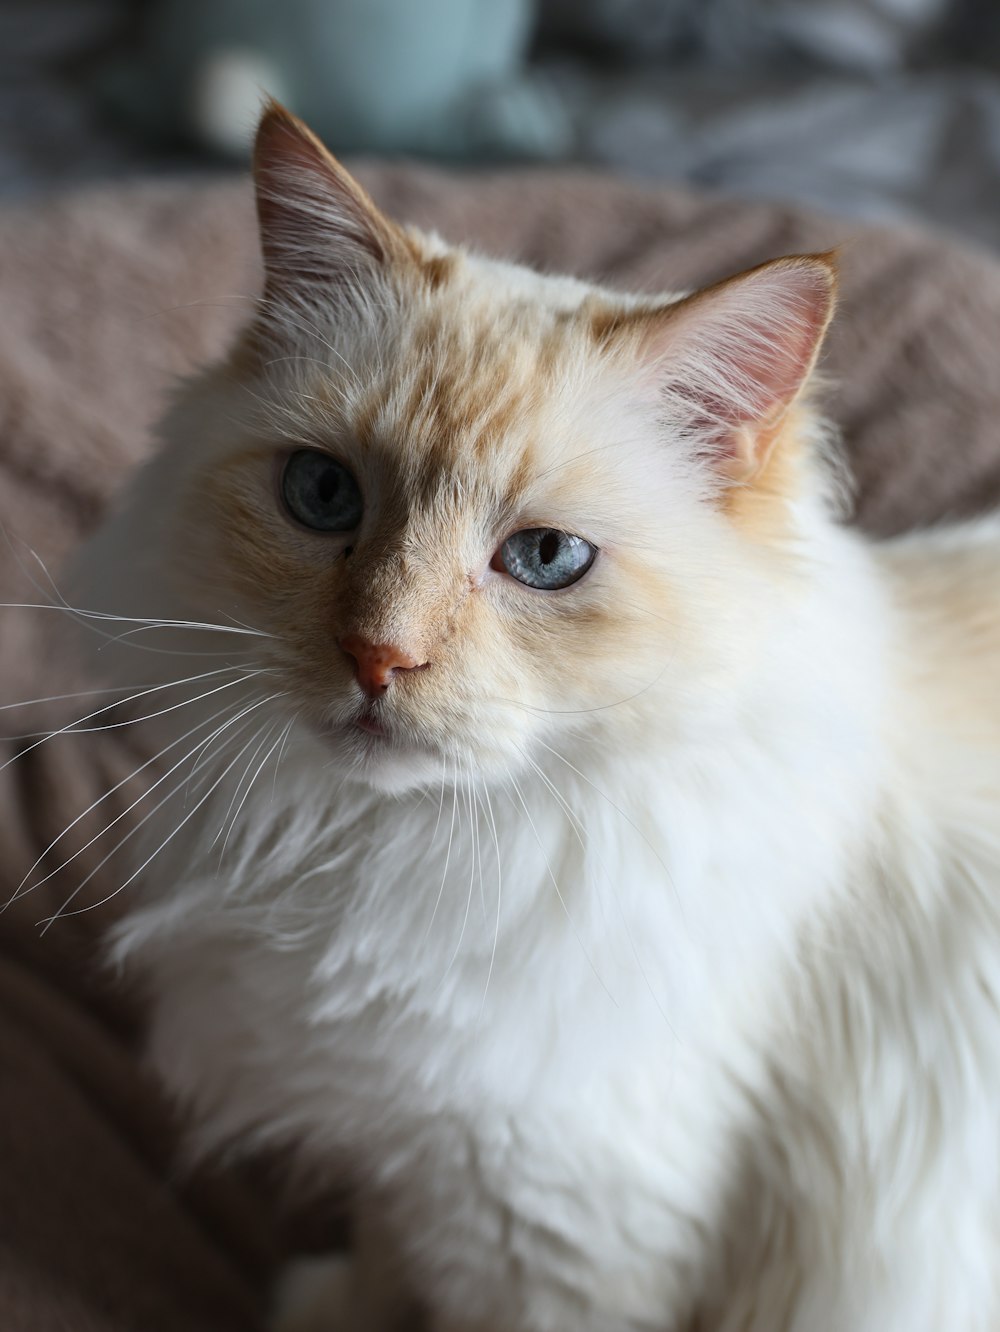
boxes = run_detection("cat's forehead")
[364,301,569,451]
[246,247,674,530]
[301,264,634,501]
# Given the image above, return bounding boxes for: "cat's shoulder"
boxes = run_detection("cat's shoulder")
[877,512,1000,631]
[875,513,1000,755]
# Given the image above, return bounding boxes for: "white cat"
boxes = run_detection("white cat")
[69,103,1000,1331]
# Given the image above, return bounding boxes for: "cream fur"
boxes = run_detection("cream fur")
[70,108,1000,1332]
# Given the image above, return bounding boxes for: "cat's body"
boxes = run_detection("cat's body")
[70,106,1000,1330]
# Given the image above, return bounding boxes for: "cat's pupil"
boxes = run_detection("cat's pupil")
[317,471,338,504]
[538,531,560,565]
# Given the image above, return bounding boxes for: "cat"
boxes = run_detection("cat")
[66,101,1000,1331]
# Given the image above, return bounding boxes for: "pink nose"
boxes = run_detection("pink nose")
[339,633,427,698]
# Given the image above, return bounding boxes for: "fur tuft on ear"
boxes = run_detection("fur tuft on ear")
[625,255,837,484]
[252,100,408,308]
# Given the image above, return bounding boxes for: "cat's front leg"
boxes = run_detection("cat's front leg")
[272,1237,423,1332]
[271,1254,354,1332]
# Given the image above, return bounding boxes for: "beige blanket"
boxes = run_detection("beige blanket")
[1,164,1000,1330]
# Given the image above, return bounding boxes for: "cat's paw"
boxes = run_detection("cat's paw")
[271,1254,352,1332]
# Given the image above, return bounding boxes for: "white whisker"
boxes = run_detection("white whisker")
[494,663,670,719]
[0,682,199,715]
[5,692,254,910]
[183,707,264,798]
[474,779,487,926]
[215,719,287,864]
[533,736,681,922]
[423,758,460,947]
[270,718,296,801]
[438,766,477,989]
[0,666,263,772]
[477,780,503,1027]
[213,719,280,855]
[36,695,276,918]
[40,695,285,932]
[101,619,269,647]
[430,771,447,845]
[0,539,272,658]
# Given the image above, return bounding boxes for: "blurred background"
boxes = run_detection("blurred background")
[2,0,1000,248]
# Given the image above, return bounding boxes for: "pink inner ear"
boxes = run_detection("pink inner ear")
[644,258,836,471]
[722,269,833,425]
[253,105,391,297]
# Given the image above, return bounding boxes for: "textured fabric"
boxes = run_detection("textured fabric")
[1,164,1000,1328]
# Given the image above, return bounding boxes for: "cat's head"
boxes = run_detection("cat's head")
[117,105,837,794]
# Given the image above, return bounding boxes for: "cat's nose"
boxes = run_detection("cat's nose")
[338,633,428,698]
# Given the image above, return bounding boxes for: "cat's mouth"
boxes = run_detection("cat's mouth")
[314,696,447,793]
[319,700,440,775]
[354,704,387,738]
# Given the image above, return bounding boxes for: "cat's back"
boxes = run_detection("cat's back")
[875,514,1000,811]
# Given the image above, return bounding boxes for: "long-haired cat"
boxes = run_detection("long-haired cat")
[63,103,1000,1331]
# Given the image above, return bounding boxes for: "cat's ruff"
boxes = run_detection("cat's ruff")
[72,104,1000,1331]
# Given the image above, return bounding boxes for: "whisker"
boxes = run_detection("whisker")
[0,666,263,771]
[477,781,503,1027]
[1,669,271,742]
[270,718,296,802]
[438,766,477,988]
[101,620,270,647]
[473,775,487,926]
[0,599,272,638]
[474,777,487,921]
[0,681,196,715]
[213,719,279,852]
[522,753,592,869]
[422,757,460,948]
[183,707,264,797]
[214,719,285,863]
[430,770,447,846]
[8,540,272,651]
[232,720,290,836]
[532,737,684,934]
[465,771,482,938]
[0,536,269,642]
[39,695,284,932]
[5,692,254,909]
[219,610,271,636]
[493,663,671,719]
[19,696,261,917]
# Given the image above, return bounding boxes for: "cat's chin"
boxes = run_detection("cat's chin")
[316,721,448,795]
[351,747,445,795]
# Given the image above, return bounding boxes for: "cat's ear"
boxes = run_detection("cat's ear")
[252,101,409,305]
[613,255,837,484]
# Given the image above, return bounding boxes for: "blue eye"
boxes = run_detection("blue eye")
[281,450,363,532]
[496,528,596,590]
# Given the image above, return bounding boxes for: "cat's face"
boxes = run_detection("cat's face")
[153,106,836,794]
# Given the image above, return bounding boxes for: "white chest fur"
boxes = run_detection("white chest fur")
[115,700,884,1331]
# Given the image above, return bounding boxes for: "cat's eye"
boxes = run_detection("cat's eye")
[281,449,363,532]
[494,528,596,590]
